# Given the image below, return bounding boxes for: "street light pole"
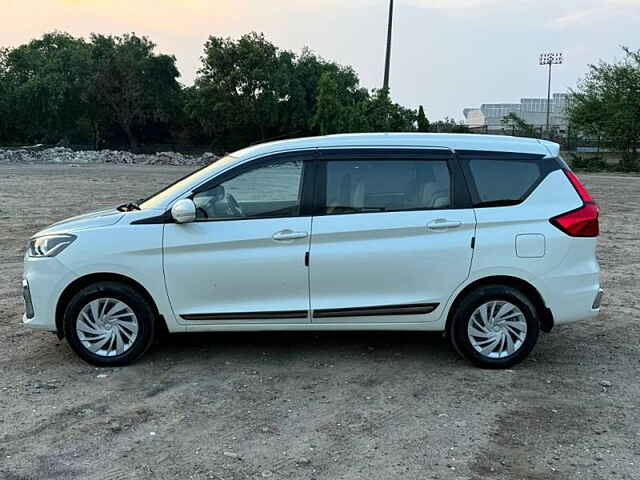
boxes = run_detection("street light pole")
[539,52,563,138]
[383,0,394,91]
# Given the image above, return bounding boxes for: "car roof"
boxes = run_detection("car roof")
[231,133,560,160]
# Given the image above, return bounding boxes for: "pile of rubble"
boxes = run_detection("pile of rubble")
[0,146,219,166]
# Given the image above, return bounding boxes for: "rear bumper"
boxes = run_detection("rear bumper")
[536,234,602,327]
[543,273,602,326]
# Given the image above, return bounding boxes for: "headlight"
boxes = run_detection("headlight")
[28,234,77,257]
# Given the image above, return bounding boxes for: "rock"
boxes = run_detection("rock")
[0,146,219,166]
[600,380,612,388]
[34,381,59,391]
[223,451,239,459]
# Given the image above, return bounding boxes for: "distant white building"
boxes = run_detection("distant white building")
[464,94,569,133]
[462,108,486,128]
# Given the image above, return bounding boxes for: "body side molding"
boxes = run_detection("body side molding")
[313,303,439,318]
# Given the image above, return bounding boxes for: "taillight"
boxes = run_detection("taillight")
[565,170,593,203]
[550,170,599,237]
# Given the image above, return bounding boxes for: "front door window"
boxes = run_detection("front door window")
[193,160,304,220]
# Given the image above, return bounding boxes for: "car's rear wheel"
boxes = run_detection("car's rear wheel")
[449,284,539,368]
[63,281,156,366]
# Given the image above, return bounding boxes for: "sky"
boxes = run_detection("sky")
[3,0,640,120]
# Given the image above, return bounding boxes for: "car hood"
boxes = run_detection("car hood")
[34,208,125,237]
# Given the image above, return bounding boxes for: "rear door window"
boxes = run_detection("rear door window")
[323,159,451,214]
[464,158,543,206]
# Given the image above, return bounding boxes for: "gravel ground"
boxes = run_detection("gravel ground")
[1,165,639,480]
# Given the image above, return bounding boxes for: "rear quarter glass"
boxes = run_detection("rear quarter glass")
[456,151,563,206]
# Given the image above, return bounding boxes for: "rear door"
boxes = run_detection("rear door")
[456,150,574,279]
[308,148,476,323]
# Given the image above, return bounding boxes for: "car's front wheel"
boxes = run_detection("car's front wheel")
[449,284,540,368]
[63,281,156,366]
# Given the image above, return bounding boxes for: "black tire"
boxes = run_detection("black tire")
[63,281,156,367]
[449,284,539,369]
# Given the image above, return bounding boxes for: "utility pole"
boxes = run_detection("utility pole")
[383,0,394,91]
[539,52,563,138]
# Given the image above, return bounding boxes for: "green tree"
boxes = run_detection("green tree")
[501,112,539,137]
[0,32,92,144]
[0,30,450,151]
[189,35,367,148]
[569,47,640,170]
[430,117,472,133]
[366,88,393,131]
[190,32,282,149]
[312,72,342,135]
[417,105,430,132]
[292,48,361,135]
[387,102,417,132]
[273,50,308,137]
[360,88,416,133]
[0,48,13,143]
[87,33,181,150]
[341,88,372,133]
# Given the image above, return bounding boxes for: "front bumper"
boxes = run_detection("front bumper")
[23,279,34,319]
[592,288,604,309]
[22,256,77,332]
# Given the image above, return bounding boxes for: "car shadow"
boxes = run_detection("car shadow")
[149,330,455,364]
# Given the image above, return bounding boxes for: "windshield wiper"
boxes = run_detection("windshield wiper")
[118,198,147,212]
[117,201,141,212]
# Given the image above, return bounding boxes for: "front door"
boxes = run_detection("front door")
[163,152,314,324]
[309,149,476,323]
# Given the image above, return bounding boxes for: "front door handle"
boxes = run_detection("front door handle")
[427,219,462,231]
[272,230,308,242]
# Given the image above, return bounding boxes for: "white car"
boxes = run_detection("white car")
[22,133,602,368]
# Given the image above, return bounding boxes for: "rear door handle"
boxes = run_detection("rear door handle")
[272,230,308,242]
[427,219,462,231]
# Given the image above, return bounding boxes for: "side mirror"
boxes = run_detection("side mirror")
[171,198,196,224]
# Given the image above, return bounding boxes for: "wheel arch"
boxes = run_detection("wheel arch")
[445,275,554,334]
[55,272,169,339]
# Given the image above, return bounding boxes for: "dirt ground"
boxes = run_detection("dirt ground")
[1,164,638,480]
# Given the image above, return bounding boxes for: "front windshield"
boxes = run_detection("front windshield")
[139,154,238,210]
